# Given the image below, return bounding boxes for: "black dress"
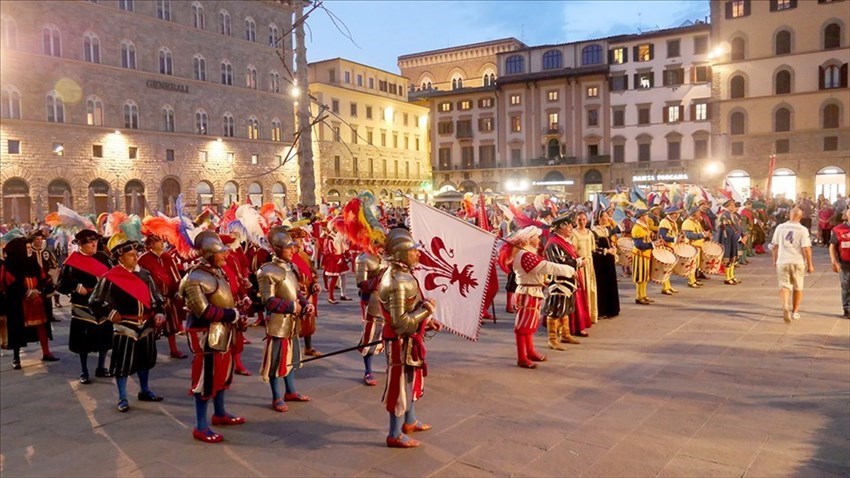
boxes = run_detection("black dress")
[56,251,114,354]
[592,226,620,318]
[3,239,52,349]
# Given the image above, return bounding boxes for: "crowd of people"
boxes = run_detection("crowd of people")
[0,188,847,449]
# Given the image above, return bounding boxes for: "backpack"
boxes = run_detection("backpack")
[834,223,850,262]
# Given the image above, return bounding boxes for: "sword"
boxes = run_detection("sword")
[290,337,396,366]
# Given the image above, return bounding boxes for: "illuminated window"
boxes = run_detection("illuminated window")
[86,96,103,125]
[247,116,259,139]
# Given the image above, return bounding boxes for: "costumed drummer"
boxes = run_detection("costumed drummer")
[256,227,313,414]
[178,231,245,444]
[377,228,442,449]
[631,210,654,305]
[658,206,683,295]
[89,236,165,413]
[682,208,710,288]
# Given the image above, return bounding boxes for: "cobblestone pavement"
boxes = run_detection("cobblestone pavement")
[1,247,848,477]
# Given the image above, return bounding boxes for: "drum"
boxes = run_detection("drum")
[700,241,724,275]
[649,248,676,284]
[616,237,634,267]
[672,243,697,277]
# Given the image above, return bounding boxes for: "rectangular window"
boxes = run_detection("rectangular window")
[366,106,373,119]
[381,132,386,146]
[611,75,628,91]
[731,141,744,156]
[613,144,625,163]
[438,121,453,135]
[666,105,681,123]
[510,94,521,105]
[587,109,599,127]
[775,139,790,154]
[635,44,652,62]
[199,151,208,162]
[331,99,339,114]
[350,103,357,117]
[393,134,398,148]
[586,86,598,98]
[613,107,625,127]
[403,113,409,125]
[459,100,472,110]
[333,126,340,142]
[664,68,684,86]
[511,148,522,166]
[456,120,472,138]
[479,97,494,108]
[367,130,373,144]
[694,65,710,83]
[547,90,559,102]
[824,136,838,151]
[351,128,358,144]
[611,47,627,64]
[404,136,409,149]
[667,141,681,160]
[344,71,350,83]
[694,139,708,159]
[548,112,559,130]
[92,144,103,157]
[333,155,340,173]
[694,102,708,121]
[166,148,174,161]
[638,107,651,125]
[638,143,651,162]
[667,39,680,58]
[328,69,336,83]
[251,153,258,165]
[439,102,452,112]
[478,117,494,132]
[438,147,451,170]
[773,0,793,10]
[415,138,420,150]
[727,0,749,18]
[128,146,138,159]
[479,145,496,168]
[461,146,474,169]
[275,154,282,165]
[511,114,521,132]
[694,36,708,54]
[226,152,235,163]
[368,78,374,89]
[635,71,654,89]
[588,144,599,158]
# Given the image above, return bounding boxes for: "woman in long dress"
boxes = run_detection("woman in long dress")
[571,211,598,323]
[591,210,620,319]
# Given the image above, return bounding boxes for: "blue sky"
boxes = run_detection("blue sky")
[305,1,711,73]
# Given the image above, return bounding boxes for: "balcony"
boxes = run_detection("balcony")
[545,125,563,135]
[588,155,611,164]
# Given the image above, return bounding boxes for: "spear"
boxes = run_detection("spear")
[290,338,393,366]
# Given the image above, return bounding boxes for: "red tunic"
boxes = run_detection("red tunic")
[138,250,183,335]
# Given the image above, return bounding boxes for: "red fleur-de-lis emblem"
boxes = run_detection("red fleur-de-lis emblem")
[416,236,478,297]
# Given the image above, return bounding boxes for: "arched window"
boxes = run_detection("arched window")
[248,182,262,205]
[823,103,840,129]
[730,75,746,98]
[193,54,206,81]
[161,178,181,213]
[272,183,286,209]
[246,65,258,89]
[158,47,173,75]
[482,72,495,86]
[271,118,281,141]
[268,23,279,47]
[192,2,205,29]
[821,64,843,89]
[451,76,463,90]
[1,16,18,49]
[223,181,238,207]
[505,55,524,74]
[48,179,72,212]
[86,96,104,125]
[244,17,256,42]
[824,23,841,49]
[123,100,139,129]
[421,80,432,90]
[42,25,61,57]
[195,109,208,135]
[220,60,233,85]
[83,32,100,63]
[222,112,234,137]
[218,9,231,35]
[247,116,259,139]
[46,91,64,123]
[775,30,791,55]
[581,45,602,65]
[196,181,213,206]
[269,70,280,93]
[2,178,31,223]
[730,111,745,135]
[1,86,22,119]
[730,37,745,61]
[542,50,562,70]
[775,70,791,94]
[121,40,136,69]
[161,105,174,132]
[124,180,145,215]
[89,179,110,215]
[774,107,791,132]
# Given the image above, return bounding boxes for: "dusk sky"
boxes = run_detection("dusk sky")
[305,1,712,73]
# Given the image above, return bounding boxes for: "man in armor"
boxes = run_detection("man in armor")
[355,237,387,386]
[289,227,322,357]
[377,228,441,448]
[256,227,314,413]
[178,231,245,444]
[543,215,583,351]
[90,237,165,412]
[57,229,113,384]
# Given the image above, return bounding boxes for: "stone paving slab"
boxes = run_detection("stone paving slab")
[1,248,849,477]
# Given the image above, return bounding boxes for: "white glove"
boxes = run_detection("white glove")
[576,257,585,268]
[76,283,88,295]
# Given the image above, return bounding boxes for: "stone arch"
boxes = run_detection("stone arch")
[124,179,146,215]
[2,177,31,223]
[47,178,73,212]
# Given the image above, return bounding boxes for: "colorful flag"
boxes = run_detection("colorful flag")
[408,198,498,341]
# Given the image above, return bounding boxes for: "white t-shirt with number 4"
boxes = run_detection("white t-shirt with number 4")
[771,222,812,266]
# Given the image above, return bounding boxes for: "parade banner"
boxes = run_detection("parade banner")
[408,198,497,341]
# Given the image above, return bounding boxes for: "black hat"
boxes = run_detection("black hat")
[551,212,574,228]
[74,229,101,244]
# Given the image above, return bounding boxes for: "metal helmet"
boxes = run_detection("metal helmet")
[385,227,419,262]
[268,226,296,252]
[193,230,228,261]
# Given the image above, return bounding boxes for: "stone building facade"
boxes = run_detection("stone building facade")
[307,58,430,205]
[0,0,298,224]
[710,0,849,201]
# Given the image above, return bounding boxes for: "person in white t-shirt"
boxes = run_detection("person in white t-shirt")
[771,207,814,323]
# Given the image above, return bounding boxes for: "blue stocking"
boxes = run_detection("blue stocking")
[363,355,373,375]
[213,391,227,417]
[137,368,150,393]
[194,394,209,430]
[389,413,404,439]
[283,373,296,395]
[79,353,89,375]
[269,377,282,401]
[97,350,108,369]
[404,402,418,426]
[116,376,128,401]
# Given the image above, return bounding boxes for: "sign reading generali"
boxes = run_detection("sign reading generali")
[145,79,190,93]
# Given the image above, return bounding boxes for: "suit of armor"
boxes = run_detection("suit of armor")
[355,252,387,359]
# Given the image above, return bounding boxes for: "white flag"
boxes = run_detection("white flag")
[408,198,498,341]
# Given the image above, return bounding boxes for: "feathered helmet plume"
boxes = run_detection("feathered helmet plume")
[44,204,96,235]
[235,204,270,248]
[341,192,386,254]
[141,194,204,258]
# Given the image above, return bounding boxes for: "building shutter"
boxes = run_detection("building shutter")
[678,105,685,120]
[841,64,849,88]
[819,66,825,90]
[769,0,777,12]
[725,1,733,18]
[648,44,655,61]
[743,0,751,16]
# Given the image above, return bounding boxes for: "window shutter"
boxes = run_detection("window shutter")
[679,105,685,120]
[725,1,733,18]
[623,48,629,63]
[608,77,613,90]
[663,106,668,122]
[649,44,655,60]
[649,71,655,87]
[690,104,696,121]
[633,46,639,60]
[707,65,712,81]
[624,75,629,89]
[633,73,640,89]
[706,102,712,120]
[841,64,848,88]
[769,0,777,11]
[662,70,669,86]
[608,49,614,63]
[690,66,696,83]
[819,66,825,90]
[744,0,751,16]
[789,0,797,8]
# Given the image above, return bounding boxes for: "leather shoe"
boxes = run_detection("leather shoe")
[576,331,589,337]
[211,414,246,426]
[517,360,537,369]
[193,428,223,443]
[386,434,420,448]
[117,399,130,413]
[304,348,323,357]
[95,368,113,378]
[661,290,674,295]
[138,391,164,402]
[12,360,22,370]
[41,354,60,362]
[340,296,353,301]
[402,420,432,434]
[560,335,581,345]
[284,392,311,402]
[272,398,289,413]
[363,373,377,386]
[670,288,679,293]
[79,373,91,384]
[528,353,547,362]
[688,283,701,289]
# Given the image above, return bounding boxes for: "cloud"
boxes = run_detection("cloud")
[561,1,709,41]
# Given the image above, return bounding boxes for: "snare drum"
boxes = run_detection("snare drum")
[700,241,724,275]
[672,243,697,277]
[616,237,634,267]
[649,248,677,284]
